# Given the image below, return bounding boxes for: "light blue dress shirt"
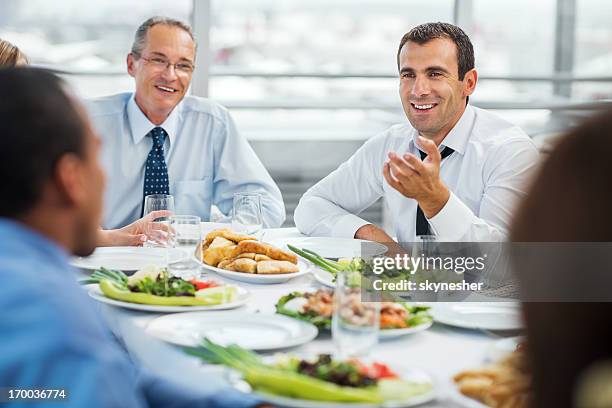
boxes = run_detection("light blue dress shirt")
[86,93,285,229]
[0,218,260,408]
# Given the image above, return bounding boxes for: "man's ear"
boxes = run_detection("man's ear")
[127,53,136,78]
[463,68,478,97]
[54,153,86,208]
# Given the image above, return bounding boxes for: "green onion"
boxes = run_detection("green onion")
[287,245,342,275]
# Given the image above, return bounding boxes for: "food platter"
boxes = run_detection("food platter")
[276,289,433,339]
[88,284,250,313]
[195,228,311,284]
[198,257,311,284]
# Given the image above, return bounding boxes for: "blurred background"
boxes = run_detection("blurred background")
[2,0,610,227]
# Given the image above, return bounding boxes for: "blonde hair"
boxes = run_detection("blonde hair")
[0,39,28,67]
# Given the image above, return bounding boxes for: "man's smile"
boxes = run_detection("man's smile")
[155,85,178,93]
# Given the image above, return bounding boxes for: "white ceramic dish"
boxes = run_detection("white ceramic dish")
[280,295,433,339]
[430,302,524,331]
[87,284,250,313]
[231,359,437,408]
[272,237,388,259]
[71,247,187,272]
[312,268,335,288]
[485,336,524,362]
[145,311,318,350]
[198,258,311,284]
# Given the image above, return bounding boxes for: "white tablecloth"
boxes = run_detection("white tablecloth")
[93,225,509,407]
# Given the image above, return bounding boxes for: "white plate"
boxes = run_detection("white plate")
[145,311,318,350]
[238,362,436,408]
[87,285,250,313]
[447,379,488,408]
[71,247,187,272]
[430,302,524,331]
[273,237,388,259]
[282,295,432,339]
[199,258,311,284]
[312,268,336,288]
[379,320,434,339]
[485,336,524,362]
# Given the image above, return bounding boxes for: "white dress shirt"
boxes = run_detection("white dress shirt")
[87,93,285,229]
[294,105,539,242]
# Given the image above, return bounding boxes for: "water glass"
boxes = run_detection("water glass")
[169,215,201,248]
[143,194,174,247]
[232,192,263,238]
[167,215,202,280]
[332,270,380,359]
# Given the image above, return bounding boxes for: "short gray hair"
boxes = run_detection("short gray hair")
[131,16,196,56]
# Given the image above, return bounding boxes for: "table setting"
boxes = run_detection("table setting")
[70,192,527,408]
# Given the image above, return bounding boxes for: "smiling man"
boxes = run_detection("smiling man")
[88,17,284,229]
[294,22,539,243]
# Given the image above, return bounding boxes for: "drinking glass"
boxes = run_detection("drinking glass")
[168,215,201,248]
[232,192,263,238]
[167,215,202,280]
[412,234,459,301]
[332,269,380,359]
[143,194,174,247]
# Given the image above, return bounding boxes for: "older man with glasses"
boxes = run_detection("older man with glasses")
[87,16,285,230]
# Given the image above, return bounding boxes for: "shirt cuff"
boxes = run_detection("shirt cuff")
[331,213,371,238]
[427,192,476,241]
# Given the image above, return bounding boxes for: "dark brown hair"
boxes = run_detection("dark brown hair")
[0,68,86,217]
[511,109,612,242]
[510,109,612,408]
[397,22,474,80]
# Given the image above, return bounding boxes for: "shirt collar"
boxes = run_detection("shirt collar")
[412,103,475,155]
[126,93,180,146]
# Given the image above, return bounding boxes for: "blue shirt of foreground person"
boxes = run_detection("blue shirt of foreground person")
[87,17,284,229]
[0,68,260,408]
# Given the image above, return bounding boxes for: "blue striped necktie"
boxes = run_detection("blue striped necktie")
[141,127,170,215]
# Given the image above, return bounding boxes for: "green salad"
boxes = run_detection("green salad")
[276,289,432,330]
[186,339,433,403]
[80,266,235,306]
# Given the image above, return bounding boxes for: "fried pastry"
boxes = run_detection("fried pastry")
[256,260,299,274]
[203,236,236,267]
[226,258,258,274]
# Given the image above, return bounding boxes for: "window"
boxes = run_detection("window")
[573,0,612,99]
[0,0,192,97]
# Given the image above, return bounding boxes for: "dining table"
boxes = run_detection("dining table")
[77,223,521,408]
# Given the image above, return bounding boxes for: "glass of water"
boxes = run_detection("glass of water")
[168,215,201,248]
[332,269,380,359]
[232,192,263,238]
[167,215,202,280]
[143,194,174,247]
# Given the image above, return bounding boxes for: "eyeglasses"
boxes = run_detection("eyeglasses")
[136,54,195,75]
